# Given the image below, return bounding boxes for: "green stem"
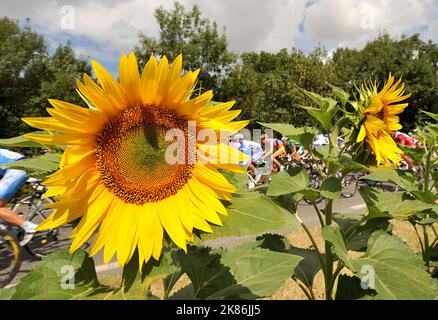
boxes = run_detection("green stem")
[163,278,170,300]
[345,219,365,240]
[430,236,438,249]
[295,213,326,272]
[411,221,425,258]
[162,270,184,300]
[323,131,336,300]
[312,202,325,227]
[330,261,345,291]
[324,198,334,300]
[292,275,315,300]
[423,225,430,267]
[431,225,438,239]
[424,146,432,192]
[310,151,325,178]
[338,144,347,157]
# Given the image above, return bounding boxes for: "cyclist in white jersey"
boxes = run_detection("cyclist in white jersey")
[0,148,37,244]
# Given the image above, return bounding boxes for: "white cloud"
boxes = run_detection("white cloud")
[191,0,307,52]
[0,0,436,66]
[302,0,436,49]
[0,0,307,56]
[424,18,438,42]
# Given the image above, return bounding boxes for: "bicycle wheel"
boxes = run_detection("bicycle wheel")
[13,196,59,259]
[0,228,21,288]
[12,196,55,224]
[363,178,378,187]
[341,173,358,198]
[303,174,324,204]
[22,229,59,259]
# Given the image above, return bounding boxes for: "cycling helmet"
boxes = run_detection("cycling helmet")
[233,133,244,141]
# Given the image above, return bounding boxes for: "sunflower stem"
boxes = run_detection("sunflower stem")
[324,198,334,300]
[312,202,325,227]
[410,220,425,258]
[291,275,315,300]
[323,132,336,300]
[423,224,430,267]
[423,145,433,192]
[295,213,326,273]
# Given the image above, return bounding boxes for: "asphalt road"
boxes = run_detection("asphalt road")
[4,183,369,288]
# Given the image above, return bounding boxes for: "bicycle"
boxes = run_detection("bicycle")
[12,178,55,223]
[299,155,324,204]
[10,178,59,259]
[247,157,272,189]
[0,227,21,288]
[339,172,359,198]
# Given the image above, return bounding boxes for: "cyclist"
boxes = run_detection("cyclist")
[312,133,329,147]
[0,148,37,245]
[230,134,259,173]
[392,131,416,169]
[261,134,285,172]
[289,138,309,160]
[393,131,416,147]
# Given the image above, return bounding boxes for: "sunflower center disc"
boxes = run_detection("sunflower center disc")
[96,105,195,204]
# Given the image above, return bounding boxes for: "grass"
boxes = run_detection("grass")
[99,219,435,300]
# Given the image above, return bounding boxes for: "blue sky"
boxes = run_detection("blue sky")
[1,0,437,75]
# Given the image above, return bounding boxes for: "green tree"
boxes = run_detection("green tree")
[221,48,336,128]
[134,1,236,92]
[0,18,91,138]
[333,34,438,130]
[0,18,48,138]
[30,42,91,113]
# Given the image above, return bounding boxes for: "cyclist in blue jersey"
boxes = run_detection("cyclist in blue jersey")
[0,148,37,244]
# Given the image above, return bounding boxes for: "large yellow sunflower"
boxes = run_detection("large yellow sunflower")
[23,53,249,266]
[356,74,411,166]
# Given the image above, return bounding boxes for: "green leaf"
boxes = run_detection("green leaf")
[177,244,302,299]
[257,234,322,288]
[141,246,182,297]
[328,83,350,107]
[12,249,156,300]
[339,155,369,175]
[11,249,104,300]
[313,145,329,158]
[297,89,338,131]
[360,168,417,192]
[9,249,151,300]
[121,251,141,293]
[334,214,390,251]
[3,153,61,178]
[258,122,316,148]
[0,133,46,148]
[120,250,161,297]
[323,226,438,299]
[301,89,337,111]
[422,110,438,122]
[0,287,16,299]
[359,187,434,220]
[202,193,298,240]
[220,170,248,195]
[299,188,322,203]
[335,275,376,300]
[267,168,309,197]
[297,106,336,132]
[361,168,437,204]
[272,192,302,213]
[169,285,198,300]
[319,177,342,200]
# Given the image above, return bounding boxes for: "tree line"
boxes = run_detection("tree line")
[1,2,437,139]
